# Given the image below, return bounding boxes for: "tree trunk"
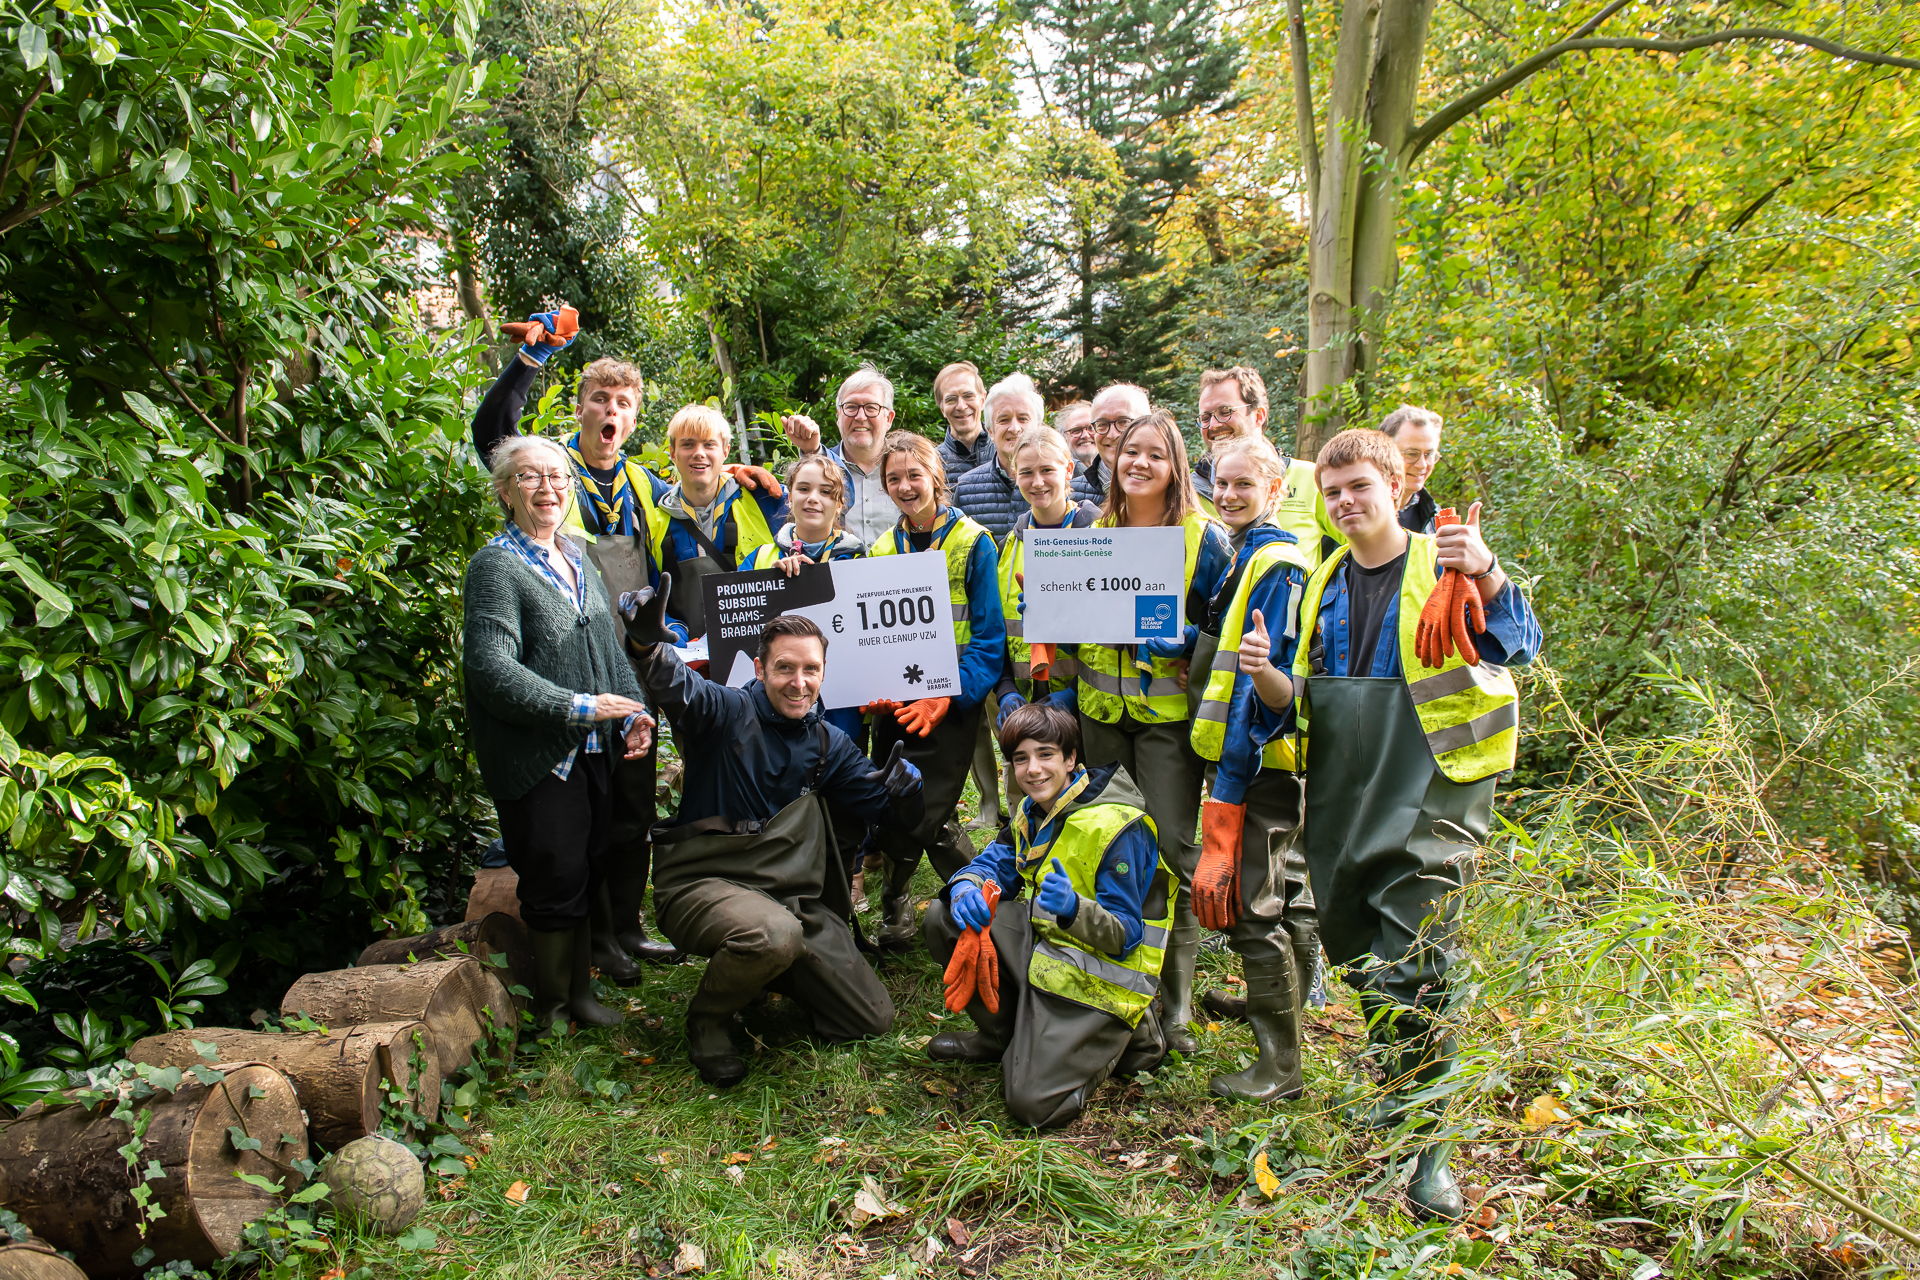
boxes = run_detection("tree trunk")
[706,308,751,463]
[127,1023,438,1150]
[0,1063,307,1279]
[0,1241,89,1279]
[280,958,516,1082]
[358,913,532,1011]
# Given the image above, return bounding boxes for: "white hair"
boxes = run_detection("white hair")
[1378,404,1444,437]
[985,372,1044,425]
[1090,383,1150,420]
[838,362,894,410]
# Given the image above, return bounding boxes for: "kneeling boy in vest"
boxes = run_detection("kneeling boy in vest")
[924,704,1173,1128]
[1239,428,1541,1220]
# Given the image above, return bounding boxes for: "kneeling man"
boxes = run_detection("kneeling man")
[625,605,923,1086]
[925,704,1172,1128]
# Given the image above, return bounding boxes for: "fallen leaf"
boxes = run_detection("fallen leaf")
[724,1165,746,1185]
[845,1174,902,1227]
[1252,1150,1280,1199]
[1491,1006,1517,1025]
[320,1271,346,1280]
[724,1151,752,1165]
[945,1217,971,1247]
[907,1233,946,1264]
[1205,1020,1224,1033]
[1523,1094,1575,1129]
[759,1135,778,1149]
[504,1180,530,1204]
[865,1105,888,1116]
[673,1241,707,1274]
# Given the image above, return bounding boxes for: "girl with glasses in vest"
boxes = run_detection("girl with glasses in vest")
[1186,436,1319,1103]
[1073,409,1232,1053]
[926,703,1173,1127]
[865,432,1008,948]
[1239,428,1540,1222]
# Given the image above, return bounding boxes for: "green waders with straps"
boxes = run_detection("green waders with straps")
[650,728,892,1088]
[923,771,1173,1128]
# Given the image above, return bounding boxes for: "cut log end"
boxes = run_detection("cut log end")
[0,1241,90,1279]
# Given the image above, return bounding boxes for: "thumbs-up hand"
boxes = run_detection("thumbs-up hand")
[1036,858,1078,922]
[1238,608,1274,675]
[780,413,823,454]
[1435,499,1493,576]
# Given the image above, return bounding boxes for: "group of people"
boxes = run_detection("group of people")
[459,312,1541,1222]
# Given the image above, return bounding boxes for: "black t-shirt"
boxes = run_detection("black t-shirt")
[1346,549,1407,674]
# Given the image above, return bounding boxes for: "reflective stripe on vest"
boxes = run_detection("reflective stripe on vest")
[1020,801,1172,1027]
[1191,538,1311,770]
[869,510,987,653]
[1076,512,1211,725]
[1291,534,1520,783]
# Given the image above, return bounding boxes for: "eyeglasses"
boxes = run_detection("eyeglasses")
[1091,416,1133,435]
[513,470,571,490]
[1400,449,1441,465]
[1061,423,1096,439]
[1196,406,1248,426]
[939,391,979,407]
[838,401,891,418]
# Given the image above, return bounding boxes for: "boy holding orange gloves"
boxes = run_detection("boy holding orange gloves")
[1238,428,1541,1221]
[923,704,1173,1129]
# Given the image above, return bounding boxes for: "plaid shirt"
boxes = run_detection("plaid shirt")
[489,522,605,779]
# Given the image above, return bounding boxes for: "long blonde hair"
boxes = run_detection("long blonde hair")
[1101,409,1197,527]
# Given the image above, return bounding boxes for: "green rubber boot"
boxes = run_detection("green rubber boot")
[1407,1139,1466,1222]
[1208,952,1303,1102]
[874,854,921,950]
[567,927,624,1028]
[527,927,574,1036]
[588,882,643,983]
[1159,902,1200,1054]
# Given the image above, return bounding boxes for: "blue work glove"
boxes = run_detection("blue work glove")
[1043,687,1077,714]
[1037,858,1078,923]
[950,878,994,931]
[996,692,1025,728]
[1139,624,1196,661]
[518,310,576,365]
[874,742,922,800]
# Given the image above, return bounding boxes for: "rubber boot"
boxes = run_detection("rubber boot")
[1200,988,1249,1021]
[607,844,685,965]
[1407,1138,1465,1222]
[965,734,1002,831]
[874,854,920,950]
[587,883,643,983]
[686,1012,747,1088]
[527,928,574,1035]
[1290,915,1327,1010]
[1365,1012,1456,1131]
[927,1031,1004,1063]
[1160,902,1200,1054]
[567,927,623,1028]
[1208,953,1303,1102]
[1113,1003,1169,1077]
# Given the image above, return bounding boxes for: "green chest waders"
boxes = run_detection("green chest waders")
[652,766,889,1041]
[1300,676,1492,1013]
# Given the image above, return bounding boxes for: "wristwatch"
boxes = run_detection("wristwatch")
[1468,555,1500,581]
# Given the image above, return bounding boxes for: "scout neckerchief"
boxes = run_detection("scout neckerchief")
[1012,768,1093,873]
[564,433,649,537]
[891,506,963,554]
[782,526,851,562]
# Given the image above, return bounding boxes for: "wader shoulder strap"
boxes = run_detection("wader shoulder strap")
[683,514,737,572]
[807,721,831,794]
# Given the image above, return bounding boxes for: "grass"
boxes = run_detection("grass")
[267,713,1920,1280]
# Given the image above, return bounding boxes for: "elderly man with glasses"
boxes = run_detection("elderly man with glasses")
[1081,383,1152,504]
[780,363,905,546]
[1376,405,1444,535]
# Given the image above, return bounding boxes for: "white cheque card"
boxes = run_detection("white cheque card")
[704,552,960,709]
[1021,525,1186,644]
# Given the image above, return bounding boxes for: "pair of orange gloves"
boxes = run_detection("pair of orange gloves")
[1415,507,1487,668]
[859,697,951,737]
[942,881,1001,1013]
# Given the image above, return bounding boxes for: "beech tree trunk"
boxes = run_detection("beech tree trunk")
[280,958,516,1081]
[127,1022,438,1150]
[358,913,532,1012]
[0,1063,307,1278]
[0,1241,90,1279]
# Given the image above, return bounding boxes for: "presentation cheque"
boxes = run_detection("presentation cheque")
[701,552,961,709]
[1021,526,1187,644]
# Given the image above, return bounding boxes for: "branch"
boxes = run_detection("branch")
[1405,27,1920,162]
[1285,0,1320,201]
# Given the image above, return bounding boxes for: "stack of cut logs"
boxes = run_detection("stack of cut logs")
[0,911,528,1279]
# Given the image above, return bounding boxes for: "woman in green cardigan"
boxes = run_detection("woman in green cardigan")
[463,435,657,1034]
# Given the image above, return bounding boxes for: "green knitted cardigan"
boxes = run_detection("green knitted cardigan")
[462,539,647,802]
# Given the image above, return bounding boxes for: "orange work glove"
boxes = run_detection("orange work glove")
[726,463,784,498]
[1029,642,1055,683]
[941,881,1002,1013]
[1415,508,1483,668]
[859,699,901,717]
[1193,799,1245,930]
[501,305,579,346]
[894,697,951,737]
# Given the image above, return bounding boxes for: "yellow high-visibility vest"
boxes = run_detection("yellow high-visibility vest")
[1076,512,1211,725]
[1190,537,1313,770]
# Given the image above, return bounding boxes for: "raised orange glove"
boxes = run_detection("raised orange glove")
[859,699,901,717]
[1415,508,1482,668]
[894,697,951,737]
[726,463,783,498]
[941,881,1001,1013]
[1194,799,1245,930]
[1029,642,1055,683]
[501,305,579,346]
